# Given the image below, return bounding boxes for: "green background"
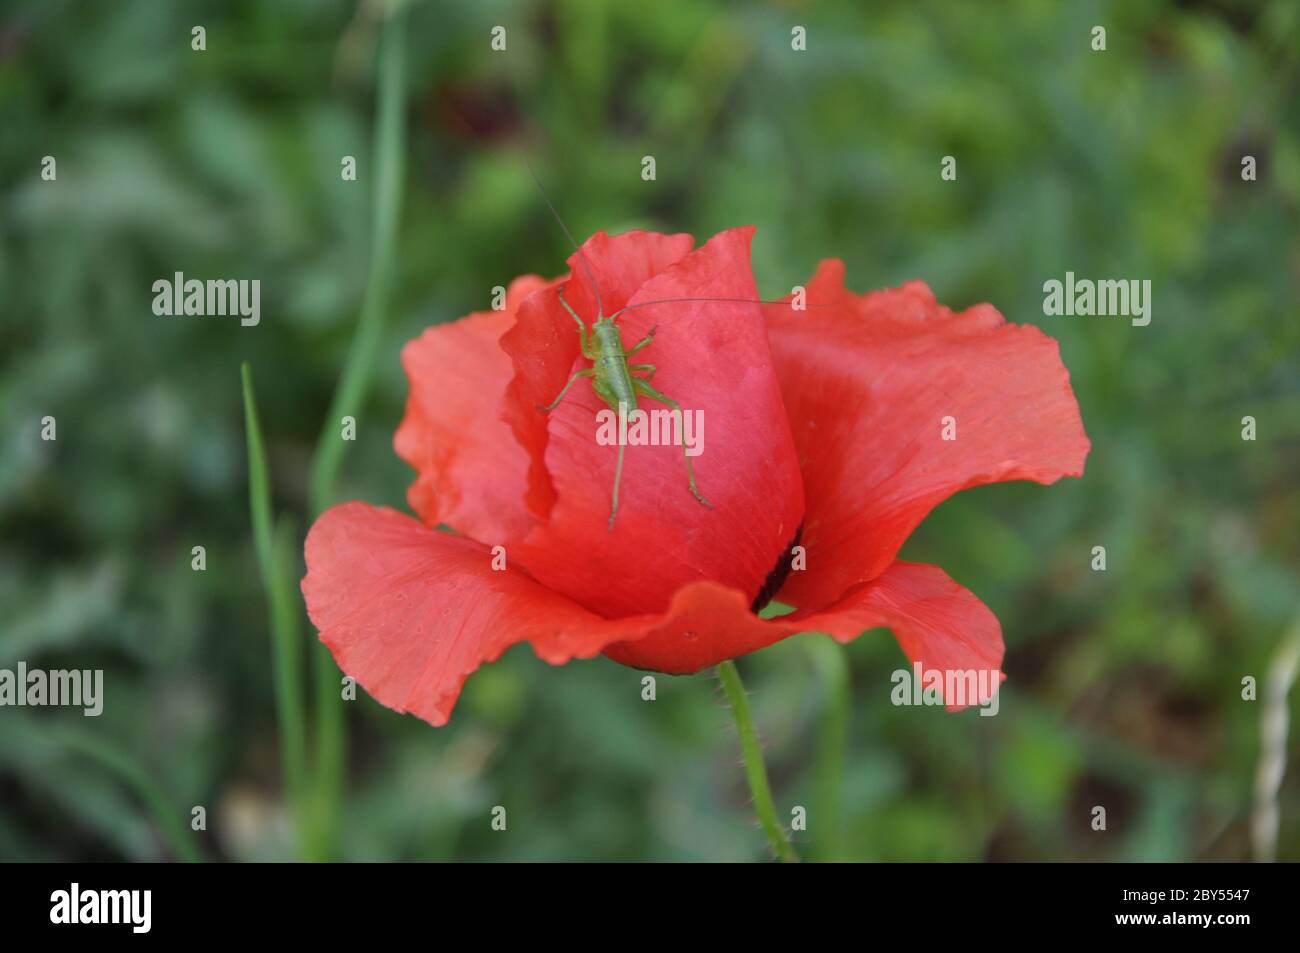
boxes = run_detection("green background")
[1,0,1297,861]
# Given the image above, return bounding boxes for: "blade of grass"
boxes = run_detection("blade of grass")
[306,7,407,514]
[1252,611,1300,862]
[304,5,409,860]
[807,636,849,861]
[241,362,310,852]
[45,726,203,863]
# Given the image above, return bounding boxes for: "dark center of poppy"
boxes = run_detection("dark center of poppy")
[750,523,803,614]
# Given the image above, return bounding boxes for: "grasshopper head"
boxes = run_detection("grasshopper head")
[592,318,622,350]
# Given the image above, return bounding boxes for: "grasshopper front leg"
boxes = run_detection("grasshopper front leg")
[557,289,595,358]
[537,368,595,412]
[626,326,657,355]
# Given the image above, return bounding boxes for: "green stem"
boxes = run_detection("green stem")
[306,8,407,515]
[48,727,203,863]
[304,6,408,860]
[270,518,309,808]
[808,636,849,861]
[241,364,310,848]
[717,660,799,863]
[309,641,343,860]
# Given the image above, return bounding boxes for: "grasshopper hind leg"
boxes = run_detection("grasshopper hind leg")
[608,440,626,531]
[593,378,627,530]
[632,377,711,509]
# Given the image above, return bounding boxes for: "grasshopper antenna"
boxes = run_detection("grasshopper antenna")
[609,296,842,320]
[522,156,605,318]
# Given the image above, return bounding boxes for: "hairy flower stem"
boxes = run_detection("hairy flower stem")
[717,660,799,863]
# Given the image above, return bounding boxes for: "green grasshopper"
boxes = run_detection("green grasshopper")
[537,286,711,530]
[526,163,831,530]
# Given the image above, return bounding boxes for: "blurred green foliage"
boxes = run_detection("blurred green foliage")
[1,0,1297,861]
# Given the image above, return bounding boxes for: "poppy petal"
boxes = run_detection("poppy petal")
[603,560,1001,708]
[302,507,997,724]
[393,275,552,543]
[764,262,1090,610]
[500,230,695,522]
[302,502,638,727]
[504,227,806,618]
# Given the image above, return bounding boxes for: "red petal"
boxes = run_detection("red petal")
[764,263,1090,610]
[500,230,695,520]
[504,228,806,619]
[605,560,1002,709]
[393,275,552,543]
[302,502,635,727]
[303,503,998,724]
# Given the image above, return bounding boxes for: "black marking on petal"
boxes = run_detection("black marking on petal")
[751,523,803,614]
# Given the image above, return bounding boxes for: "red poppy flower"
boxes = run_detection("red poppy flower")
[302,227,1089,726]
